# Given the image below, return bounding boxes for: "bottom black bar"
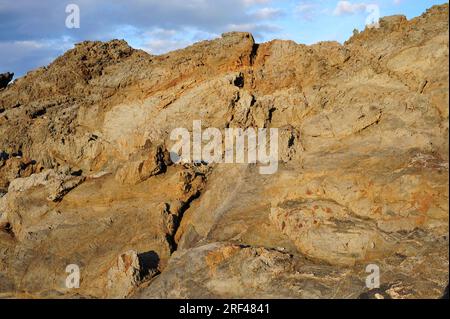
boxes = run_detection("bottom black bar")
[0,299,448,318]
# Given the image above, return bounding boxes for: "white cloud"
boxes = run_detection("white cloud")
[243,0,270,6]
[143,38,192,54]
[0,0,282,41]
[295,1,318,20]
[140,27,218,55]
[252,7,283,19]
[0,0,285,75]
[333,1,368,16]
[296,3,315,13]
[145,28,178,38]
[226,23,282,34]
[0,38,73,75]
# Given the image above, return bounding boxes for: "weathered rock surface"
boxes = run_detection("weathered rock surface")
[0,4,448,298]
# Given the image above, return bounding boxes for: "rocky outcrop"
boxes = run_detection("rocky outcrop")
[106,250,144,298]
[114,144,170,185]
[0,4,448,299]
[135,242,355,299]
[269,200,394,266]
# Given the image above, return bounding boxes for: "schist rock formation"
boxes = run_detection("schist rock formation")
[0,4,448,298]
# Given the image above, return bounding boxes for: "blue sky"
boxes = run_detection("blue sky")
[0,0,447,77]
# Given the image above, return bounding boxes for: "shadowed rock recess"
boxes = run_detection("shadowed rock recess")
[0,4,448,299]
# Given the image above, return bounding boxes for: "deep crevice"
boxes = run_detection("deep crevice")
[2,223,15,239]
[250,43,260,66]
[138,251,161,280]
[167,190,202,253]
